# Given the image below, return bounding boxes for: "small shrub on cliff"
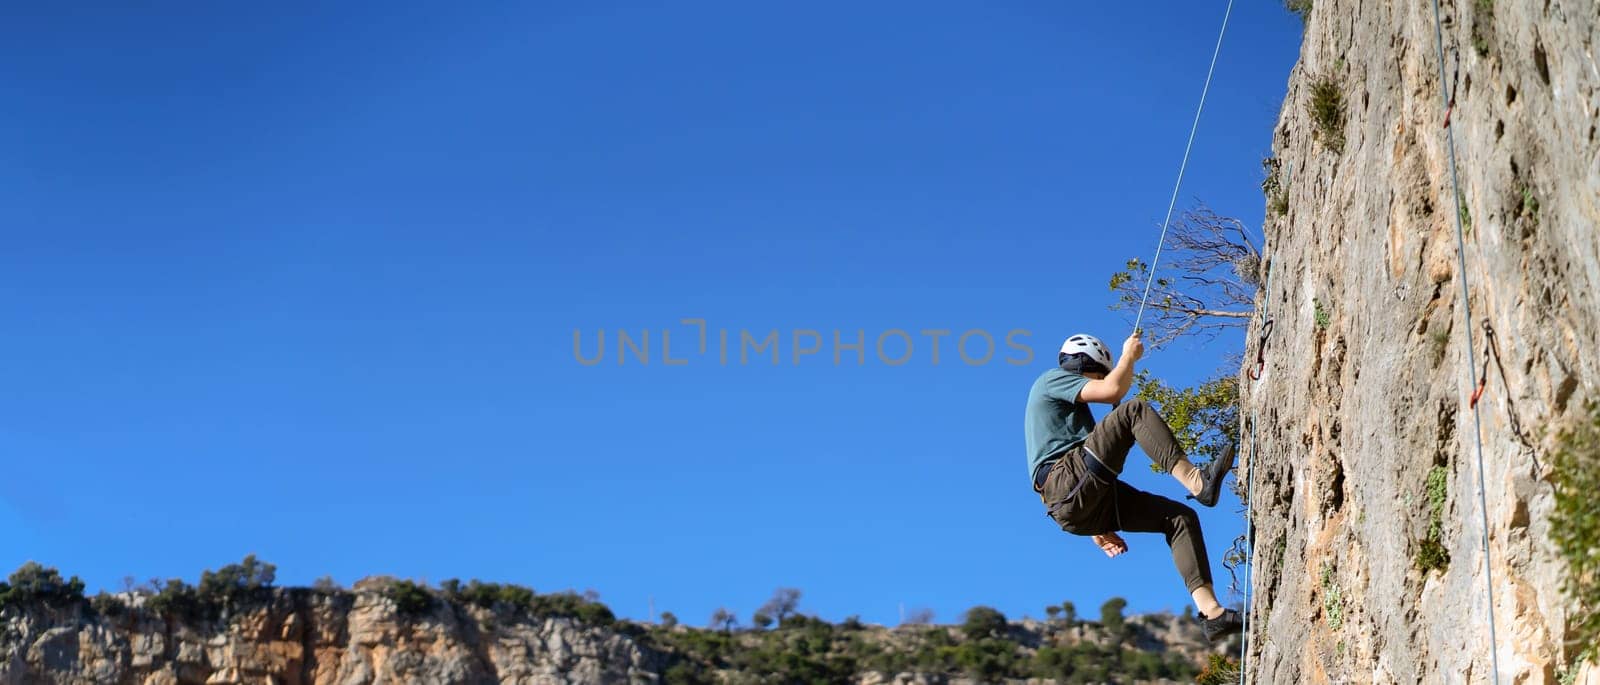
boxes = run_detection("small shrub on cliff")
[1321,564,1344,630]
[1414,538,1450,573]
[1415,466,1453,573]
[953,638,1023,682]
[960,605,1008,640]
[1262,157,1290,217]
[1313,298,1331,329]
[1284,0,1312,23]
[90,592,128,618]
[1100,597,1129,640]
[1197,654,1241,685]
[0,562,86,608]
[147,578,205,618]
[757,587,802,624]
[455,580,534,610]
[1471,0,1495,55]
[1307,76,1346,153]
[1552,401,1600,670]
[1559,645,1596,685]
[527,590,615,626]
[1520,185,1541,225]
[198,554,276,606]
[708,607,737,633]
[574,597,616,626]
[388,580,434,617]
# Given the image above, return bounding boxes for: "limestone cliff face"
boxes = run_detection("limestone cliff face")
[1243,0,1599,683]
[0,586,660,685]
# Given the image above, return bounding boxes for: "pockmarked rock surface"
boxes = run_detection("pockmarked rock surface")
[1241,1,1599,683]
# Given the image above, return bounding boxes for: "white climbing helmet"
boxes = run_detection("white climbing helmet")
[1059,334,1113,368]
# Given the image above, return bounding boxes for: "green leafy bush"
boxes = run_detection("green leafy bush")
[1100,597,1129,639]
[1197,654,1241,685]
[89,592,127,618]
[1472,0,1494,55]
[454,580,534,610]
[0,562,86,608]
[575,599,616,626]
[141,556,279,619]
[1135,372,1238,471]
[1415,466,1453,573]
[1321,564,1344,630]
[1262,157,1290,216]
[1307,76,1345,153]
[198,554,276,605]
[1521,185,1541,225]
[388,580,434,617]
[1553,401,1600,671]
[1314,298,1332,329]
[147,579,204,618]
[1284,0,1312,23]
[960,606,1007,641]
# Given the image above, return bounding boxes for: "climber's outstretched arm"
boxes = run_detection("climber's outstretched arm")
[1076,334,1144,405]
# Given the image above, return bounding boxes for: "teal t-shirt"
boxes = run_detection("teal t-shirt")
[1024,368,1095,483]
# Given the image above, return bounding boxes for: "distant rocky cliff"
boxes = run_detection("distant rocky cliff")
[1,572,1225,685]
[1,579,653,684]
[1243,0,1599,683]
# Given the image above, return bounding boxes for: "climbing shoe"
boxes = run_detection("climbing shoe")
[1190,442,1236,508]
[1198,608,1243,643]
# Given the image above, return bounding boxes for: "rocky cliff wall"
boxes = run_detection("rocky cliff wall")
[1,587,658,685]
[0,582,1222,685]
[1243,0,1599,682]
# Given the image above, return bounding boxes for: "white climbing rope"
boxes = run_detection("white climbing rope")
[1133,0,1237,334]
[1239,254,1274,685]
[1429,0,1502,681]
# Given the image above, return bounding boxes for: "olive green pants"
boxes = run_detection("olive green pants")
[1038,399,1214,592]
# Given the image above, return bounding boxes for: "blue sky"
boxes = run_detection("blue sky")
[2,2,1302,626]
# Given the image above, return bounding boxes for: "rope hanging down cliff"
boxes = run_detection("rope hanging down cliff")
[1131,0,1236,333]
[1237,255,1274,685]
[1429,0,1502,681]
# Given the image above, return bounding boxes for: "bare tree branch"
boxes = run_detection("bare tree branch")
[1107,202,1262,347]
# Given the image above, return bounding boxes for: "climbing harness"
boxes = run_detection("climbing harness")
[1430,0,1502,680]
[1132,0,1236,333]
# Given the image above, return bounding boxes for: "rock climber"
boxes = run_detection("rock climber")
[1024,331,1244,642]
